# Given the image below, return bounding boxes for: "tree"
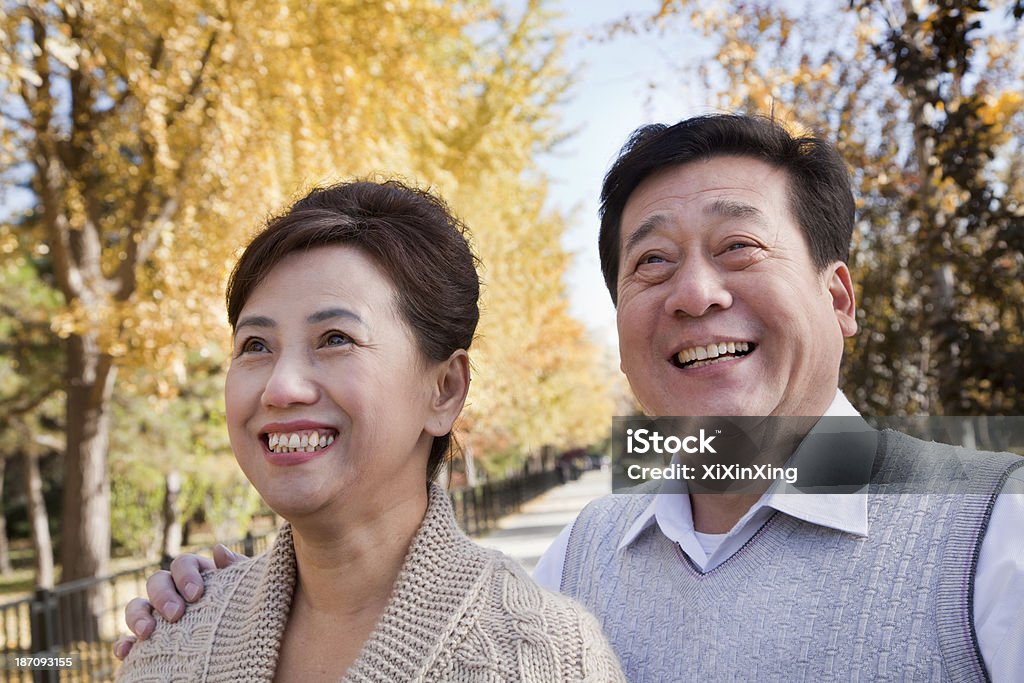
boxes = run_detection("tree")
[0,253,62,587]
[2,0,613,595]
[640,0,1024,418]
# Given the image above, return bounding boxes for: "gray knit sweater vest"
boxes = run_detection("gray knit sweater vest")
[561,430,1022,682]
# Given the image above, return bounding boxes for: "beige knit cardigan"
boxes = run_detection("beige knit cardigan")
[117,485,625,682]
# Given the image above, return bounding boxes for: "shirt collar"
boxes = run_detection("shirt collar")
[617,389,872,552]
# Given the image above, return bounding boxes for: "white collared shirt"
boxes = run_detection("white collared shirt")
[532,390,1024,682]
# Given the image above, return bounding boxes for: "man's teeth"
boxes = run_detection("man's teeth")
[677,341,751,367]
[267,431,336,453]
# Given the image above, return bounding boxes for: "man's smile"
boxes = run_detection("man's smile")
[671,341,756,370]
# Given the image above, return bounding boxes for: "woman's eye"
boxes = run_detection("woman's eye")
[726,242,750,251]
[239,338,268,354]
[322,332,352,347]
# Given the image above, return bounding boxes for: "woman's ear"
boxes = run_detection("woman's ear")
[426,349,470,437]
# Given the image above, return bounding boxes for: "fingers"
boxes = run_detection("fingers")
[113,635,137,661]
[212,544,247,569]
[169,553,216,604]
[124,549,232,645]
[124,597,158,640]
[144,570,185,622]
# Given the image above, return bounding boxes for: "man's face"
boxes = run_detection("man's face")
[615,155,857,418]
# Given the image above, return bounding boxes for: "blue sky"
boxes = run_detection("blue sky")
[540,1,714,351]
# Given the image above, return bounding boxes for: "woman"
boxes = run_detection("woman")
[116,181,624,681]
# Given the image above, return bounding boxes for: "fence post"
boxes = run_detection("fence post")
[244,532,255,557]
[29,587,59,683]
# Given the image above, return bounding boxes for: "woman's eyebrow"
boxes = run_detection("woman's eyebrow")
[234,308,366,335]
[307,308,365,326]
[235,315,275,333]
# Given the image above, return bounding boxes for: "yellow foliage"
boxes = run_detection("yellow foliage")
[979,91,1024,140]
[2,0,612,473]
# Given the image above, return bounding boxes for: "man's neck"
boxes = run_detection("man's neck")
[689,492,762,534]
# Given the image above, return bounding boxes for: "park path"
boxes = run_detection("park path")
[475,468,611,573]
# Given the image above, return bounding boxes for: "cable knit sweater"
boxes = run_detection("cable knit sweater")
[117,484,624,682]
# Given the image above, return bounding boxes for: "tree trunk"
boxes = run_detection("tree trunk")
[160,470,183,563]
[463,444,478,487]
[24,449,55,589]
[60,331,116,582]
[931,262,960,414]
[0,457,12,576]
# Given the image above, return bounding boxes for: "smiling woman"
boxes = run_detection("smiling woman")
[115,181,624,682]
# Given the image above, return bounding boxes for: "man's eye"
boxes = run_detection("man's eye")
[640,254,666,265]
[726,243,750,251]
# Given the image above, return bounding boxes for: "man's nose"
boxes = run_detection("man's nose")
[662,257,733,318]
[261,353,319,408]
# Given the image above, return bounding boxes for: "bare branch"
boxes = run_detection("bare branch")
[0,381,61,421]
[33,432,65,453]
[0,303,54,331]
[0,107,33,128]
[138,195,177,263]
[17,8,83,303]
[166,31,218,128]
[114,174,179,301]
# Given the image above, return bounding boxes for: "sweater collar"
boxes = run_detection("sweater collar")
[252,483,490,680]
[344,483,490,680]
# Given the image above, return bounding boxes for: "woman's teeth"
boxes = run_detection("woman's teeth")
[267,431,336,453]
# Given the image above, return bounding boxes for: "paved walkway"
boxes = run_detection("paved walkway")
[476,468,611,573]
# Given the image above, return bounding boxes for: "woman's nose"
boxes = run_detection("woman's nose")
[260,354,320,408]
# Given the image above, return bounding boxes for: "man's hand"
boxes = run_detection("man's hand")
[113,545,245,660]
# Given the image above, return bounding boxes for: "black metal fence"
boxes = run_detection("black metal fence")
[0,466,561,681]
[0,531,276,683]
[449,467,561,536]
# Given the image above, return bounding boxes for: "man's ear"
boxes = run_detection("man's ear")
[426,349,470,438]
[828,262,858,338]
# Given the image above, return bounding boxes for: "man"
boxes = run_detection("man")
[120,114,1024,680]
[528,114,1024,681]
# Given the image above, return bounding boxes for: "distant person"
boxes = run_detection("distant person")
[115,180,624,681]
[121,115,1024,681]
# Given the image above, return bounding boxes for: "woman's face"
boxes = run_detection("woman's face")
[225,246,440,521]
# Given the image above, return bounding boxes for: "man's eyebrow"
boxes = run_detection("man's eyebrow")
[622,214,669,259]
[705,199,767,223]
[307,307,365,326]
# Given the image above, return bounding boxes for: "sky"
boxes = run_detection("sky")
[540,1,715,352]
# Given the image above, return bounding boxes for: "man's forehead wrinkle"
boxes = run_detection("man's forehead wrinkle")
[705,198,768,223]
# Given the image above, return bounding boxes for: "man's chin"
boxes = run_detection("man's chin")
[644,397,767,418]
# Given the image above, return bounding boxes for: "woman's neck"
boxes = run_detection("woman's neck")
[289,486,429,615]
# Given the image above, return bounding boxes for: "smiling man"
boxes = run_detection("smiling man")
[532,114,1024,681]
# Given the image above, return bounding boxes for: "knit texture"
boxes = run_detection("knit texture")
[561,430,1022,683]
[118,484,624,682]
